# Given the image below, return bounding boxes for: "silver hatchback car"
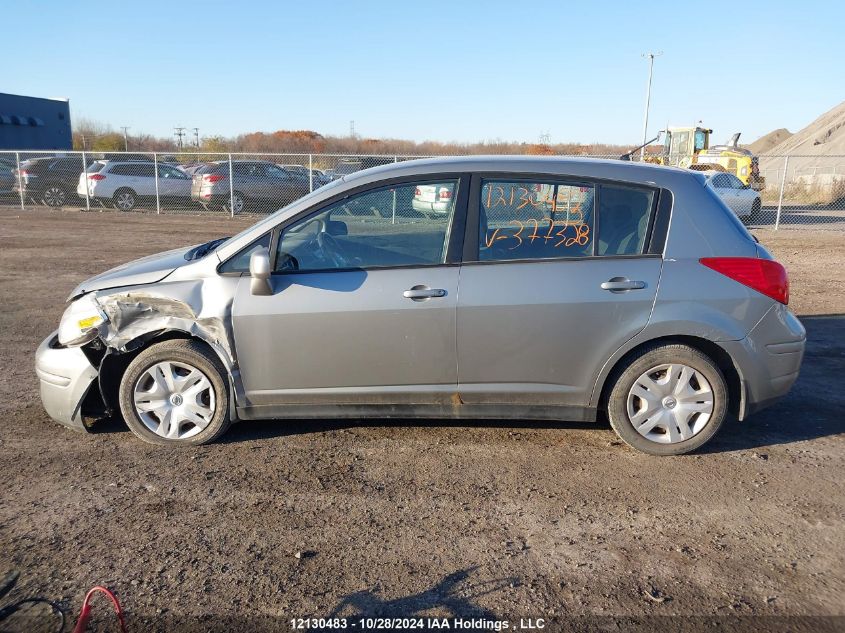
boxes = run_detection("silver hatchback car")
[35,157,805,455]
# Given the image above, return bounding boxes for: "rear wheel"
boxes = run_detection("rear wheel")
[42,185,68,207]
[119,339,231,446]
[224,191,246,214]
[113,188,137,211]
[606,343,727,456]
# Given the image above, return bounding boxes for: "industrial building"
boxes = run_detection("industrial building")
[0,93,72,150]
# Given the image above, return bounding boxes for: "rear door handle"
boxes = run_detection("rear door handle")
[601,278,646,291]
[403,286,447,300]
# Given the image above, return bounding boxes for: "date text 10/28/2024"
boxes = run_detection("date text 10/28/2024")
[290,617,547,630]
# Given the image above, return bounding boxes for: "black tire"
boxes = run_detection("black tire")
[118,339,232,446]
[606,343,728,456]
[113,188,137,212]
[224,191,246,215]
[750,198,763,225]
[41,185,68,207]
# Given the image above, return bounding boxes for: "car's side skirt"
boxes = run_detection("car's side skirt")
[237,403,597,423]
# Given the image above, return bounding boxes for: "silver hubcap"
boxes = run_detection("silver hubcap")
[116,192,135,210]
[133,361,215,440]
[44,187,65,206]
[626,363,714,444]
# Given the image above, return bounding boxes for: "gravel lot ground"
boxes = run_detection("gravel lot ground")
[0,207,842,632]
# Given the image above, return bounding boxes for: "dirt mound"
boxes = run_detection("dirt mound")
[758,100,845,181]
[765,100,845,155]
[748,128,792,154]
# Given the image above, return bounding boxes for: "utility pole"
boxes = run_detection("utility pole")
[174,127,186,151]
[349,120,355,138]
[193,127,200,149]
[640,51,662,160]
[120,126,130,151]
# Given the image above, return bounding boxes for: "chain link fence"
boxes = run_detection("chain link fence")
[1,150,843,229]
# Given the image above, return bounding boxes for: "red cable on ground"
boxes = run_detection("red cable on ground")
[72,586,128,633]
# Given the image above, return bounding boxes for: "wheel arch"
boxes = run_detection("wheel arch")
[93,329,239,423]
[593,335,744,420]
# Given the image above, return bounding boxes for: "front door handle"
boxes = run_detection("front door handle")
[601,278,646,292]
[403,286,447,301]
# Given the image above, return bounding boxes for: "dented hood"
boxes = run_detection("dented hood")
[68,246,193,300]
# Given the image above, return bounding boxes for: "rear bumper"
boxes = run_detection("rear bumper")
[192,188,220,204]
[411,199,450,214]
[35,332,99,431]
[718,304,806,419]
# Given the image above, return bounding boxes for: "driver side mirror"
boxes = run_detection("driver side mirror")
[249,248,273,296]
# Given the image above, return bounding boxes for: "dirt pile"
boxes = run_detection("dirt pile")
[759,100,845,177]
[748,128,792,154]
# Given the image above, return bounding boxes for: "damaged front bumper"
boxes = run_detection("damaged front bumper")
[35,331,99,431]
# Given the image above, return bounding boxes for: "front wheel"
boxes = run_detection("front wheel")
[606,343,727,456]
[118,339,232,446]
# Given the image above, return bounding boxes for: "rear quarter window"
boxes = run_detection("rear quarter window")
[702,184,756,242]
[597,185,656,256]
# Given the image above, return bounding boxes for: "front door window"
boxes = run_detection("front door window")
[274,180,459,272]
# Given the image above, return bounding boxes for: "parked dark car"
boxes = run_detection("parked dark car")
[14,156,90,207]
[191,160,311,213]
[325,156,397,181]
[0,157,16,197]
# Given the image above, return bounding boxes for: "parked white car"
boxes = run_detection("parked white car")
[704,171,761,224]
[78,160,193,211]
[412,183,455,214]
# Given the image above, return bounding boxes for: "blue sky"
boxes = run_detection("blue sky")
[4,0,843,146]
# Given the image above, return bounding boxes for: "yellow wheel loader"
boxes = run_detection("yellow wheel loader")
[622,127,765,191]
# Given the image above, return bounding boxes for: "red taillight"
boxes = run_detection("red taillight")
[414,187,422,196]
[88,174,106,181]
[204,174,224,183]
[700,257,789,305]
[438,188,452,200]
[18,170,29,176]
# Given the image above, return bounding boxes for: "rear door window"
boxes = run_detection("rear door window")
[478,180,595,261]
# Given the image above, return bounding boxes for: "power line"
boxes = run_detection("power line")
[174,127,186,150]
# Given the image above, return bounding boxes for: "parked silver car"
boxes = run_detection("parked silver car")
[35,157,805,455]
[191,160,311,213]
